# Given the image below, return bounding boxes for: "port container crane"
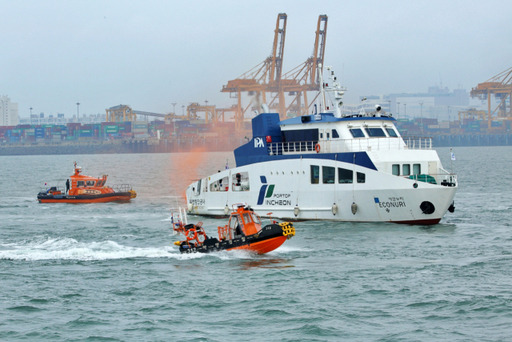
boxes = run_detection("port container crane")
[470,66,512,129]
[222,13,328,131]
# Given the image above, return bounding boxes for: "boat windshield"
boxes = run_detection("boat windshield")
[242,213,252,224]
[251,212,261,225]
[229,215,241,230]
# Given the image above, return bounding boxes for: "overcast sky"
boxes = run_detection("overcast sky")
[2,0,511,118]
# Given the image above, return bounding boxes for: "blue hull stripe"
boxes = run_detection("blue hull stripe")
[235,151,377,170]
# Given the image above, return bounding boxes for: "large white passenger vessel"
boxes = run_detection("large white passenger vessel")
[186,67,457,224]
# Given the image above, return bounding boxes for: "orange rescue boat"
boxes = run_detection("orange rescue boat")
[172,204,295,254]
[37,162,137,203]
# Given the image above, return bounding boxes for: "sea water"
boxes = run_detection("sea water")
[1,147,511,341]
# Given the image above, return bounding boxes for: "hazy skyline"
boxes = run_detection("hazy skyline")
[2,0,511,118]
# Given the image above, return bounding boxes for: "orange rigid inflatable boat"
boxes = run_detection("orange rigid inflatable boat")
[37,162,137,203]
[173,204,295,254]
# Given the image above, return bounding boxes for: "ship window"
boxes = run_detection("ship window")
[349,128,365,138]
[210,176,229,192]
[413,164,421,175]
[229,215,240,230]
[338,168,353,183]
[77,181,85,187]
[95,180,102,187]
[357,172,366,183]
[86,180,95,186]
[365,127,386,137]
[392,164,400,176]
[386,128,398,137]
[403,164,411,176]
[320,132,323,139]
[251,212,261,225]
[242,213,252,225]
[332,129,339,138]
[232,172,250,191]
[322,166,335,184]
[310,165,319,184]
[283,129,318,142]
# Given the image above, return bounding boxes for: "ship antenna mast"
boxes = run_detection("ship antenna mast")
[318,63,326,113]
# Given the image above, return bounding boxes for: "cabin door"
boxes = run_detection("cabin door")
[319,129,331,153]
[428,161,437,177]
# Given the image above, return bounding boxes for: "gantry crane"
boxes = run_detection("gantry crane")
[282,14,328,116]
[186,102,219,124]
[221,13,287,129]
[221,14,329,130]
[106,105,138,122]
[106,105,168,122]
[470,66,512,129]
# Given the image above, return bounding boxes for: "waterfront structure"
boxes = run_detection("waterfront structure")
[0,95,19,126]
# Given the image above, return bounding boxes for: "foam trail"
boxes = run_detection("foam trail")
[0,237,201,261]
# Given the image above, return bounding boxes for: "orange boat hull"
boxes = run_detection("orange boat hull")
[38,196,133,204]
[177,221,294,254]
[227,235,287,254]
[37,191,135,204]
[38,162,136,204]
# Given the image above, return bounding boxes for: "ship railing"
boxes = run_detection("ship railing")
[113,184,133,192]
[267,137,432,155]
[403,137,433,150]
[406,171,457,187]
[268,141,317,155]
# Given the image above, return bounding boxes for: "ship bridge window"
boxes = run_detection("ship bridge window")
[392,164,400,176]
[86,180,95,186]
[232,172,250,191]
[349,128,365,138]
[332,129,339,138]
[95,180,105,187]
[310,165,319,184]
[357,172,366,183]
[322,166,335,184]
[283,129,318,142]
[338,168,353,184]
[385,127,398,137]
[365,127,386,137]
[210,176,229,192]
[77,181,85,187]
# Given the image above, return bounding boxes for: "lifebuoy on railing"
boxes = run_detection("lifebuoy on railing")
[315,143,321,153]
